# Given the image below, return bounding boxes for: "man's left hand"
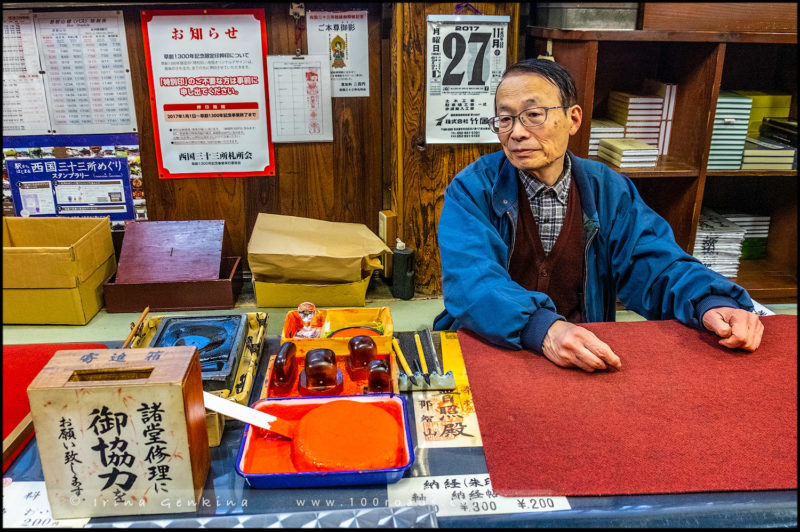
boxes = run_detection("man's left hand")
[702,307,764,352]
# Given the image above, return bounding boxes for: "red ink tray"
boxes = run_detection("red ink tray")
[235,394,414,489]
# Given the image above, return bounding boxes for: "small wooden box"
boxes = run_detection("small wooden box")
[27,346,209,519]
[103,220,242,312]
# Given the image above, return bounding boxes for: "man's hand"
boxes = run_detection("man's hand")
[541,320,621,372]
[702,307,764,352]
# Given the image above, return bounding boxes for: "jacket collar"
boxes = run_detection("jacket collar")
[492,151,599,221]
[491,155,519,218]
[567,151,599,224]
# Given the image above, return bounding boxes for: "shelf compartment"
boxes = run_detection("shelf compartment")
[734,259,797,302]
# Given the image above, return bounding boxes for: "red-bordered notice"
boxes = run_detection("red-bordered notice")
[141,9,275,178]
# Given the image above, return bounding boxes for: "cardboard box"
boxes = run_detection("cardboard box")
[253,274,372,308]
[3,217,116,325]
[247,213,391,284]
[27,346,209,519]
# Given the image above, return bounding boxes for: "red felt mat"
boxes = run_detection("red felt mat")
[459,315,797,496]
[3,343,107,472]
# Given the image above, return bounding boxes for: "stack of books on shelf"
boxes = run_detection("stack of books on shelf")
[733,90,792,138]
[693,208,746,278]
[720,211,771,260]
[741,136,796,171]
[759,118,798,161]
[707,91,752,170]
[589,118,625,156]
[607,90,662,151]
[641,79,678,155]
[597,137,658,168]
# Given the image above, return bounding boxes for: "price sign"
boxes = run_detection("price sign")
[387,474,570,518]
[425,15,509,144]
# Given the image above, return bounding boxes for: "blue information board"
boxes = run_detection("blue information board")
[7,157,133,221]
[3,133,139,223]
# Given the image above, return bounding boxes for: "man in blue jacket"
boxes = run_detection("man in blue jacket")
[433,58,763,372]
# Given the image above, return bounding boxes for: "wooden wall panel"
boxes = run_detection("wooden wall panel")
[392,2,520,295]
[122,2,384,266]
[641,3,797,33]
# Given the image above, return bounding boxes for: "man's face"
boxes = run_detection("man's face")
[494,72,582,177]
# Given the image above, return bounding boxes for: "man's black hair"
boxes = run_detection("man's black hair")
[498,58,578,108]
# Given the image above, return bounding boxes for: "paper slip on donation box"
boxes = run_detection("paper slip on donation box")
[27,346,209,519]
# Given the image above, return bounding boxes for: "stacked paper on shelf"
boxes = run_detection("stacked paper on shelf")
[693,208,746,278]
[589,118,625,156]
[741,136,797,171]
[597,137,658,168]
[720,211,771,260]
[732,90,792,137]
[707,91,752,170]
[641,79,678,155]
[759,117,798,158]
[607,90,664,149]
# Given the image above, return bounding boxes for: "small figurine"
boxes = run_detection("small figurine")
[294,302,320,339]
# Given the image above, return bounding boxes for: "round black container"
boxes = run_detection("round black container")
[390,243,415,300]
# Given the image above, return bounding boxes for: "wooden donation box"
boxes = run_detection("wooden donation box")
[103,220,242,312]
[27,346,209,519]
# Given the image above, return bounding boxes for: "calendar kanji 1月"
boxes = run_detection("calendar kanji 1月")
[425,15,509,144]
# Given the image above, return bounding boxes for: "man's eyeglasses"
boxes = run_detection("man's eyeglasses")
[487,106,570,134]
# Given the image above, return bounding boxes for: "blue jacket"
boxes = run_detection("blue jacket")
[433,150,754,353]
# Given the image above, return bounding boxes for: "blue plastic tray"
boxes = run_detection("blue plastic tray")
[235,393,414,489]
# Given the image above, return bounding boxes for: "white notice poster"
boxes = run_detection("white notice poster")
[141,9,274,178]
[33,10,138,134]
[425,15,509,144]
[267,55,333,143]
[307,10,370,97]
[2,10,51,135]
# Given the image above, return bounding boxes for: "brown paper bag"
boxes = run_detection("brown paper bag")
[247,213,391,283]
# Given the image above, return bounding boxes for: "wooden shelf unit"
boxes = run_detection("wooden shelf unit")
[526,25,797,302]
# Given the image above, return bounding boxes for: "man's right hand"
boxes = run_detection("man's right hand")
[541,320,622,372]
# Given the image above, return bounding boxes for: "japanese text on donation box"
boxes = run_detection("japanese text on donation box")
[141,10,274,178]
[426,15,509,144]
[32,349,197,517]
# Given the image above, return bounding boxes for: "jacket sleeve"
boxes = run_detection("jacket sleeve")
[438,168,563,352]
[600,170,754,328]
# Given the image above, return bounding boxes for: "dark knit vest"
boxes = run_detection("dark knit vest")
[508,176,584,323]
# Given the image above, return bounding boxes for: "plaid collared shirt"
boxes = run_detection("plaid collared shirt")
[517,155,572,255]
